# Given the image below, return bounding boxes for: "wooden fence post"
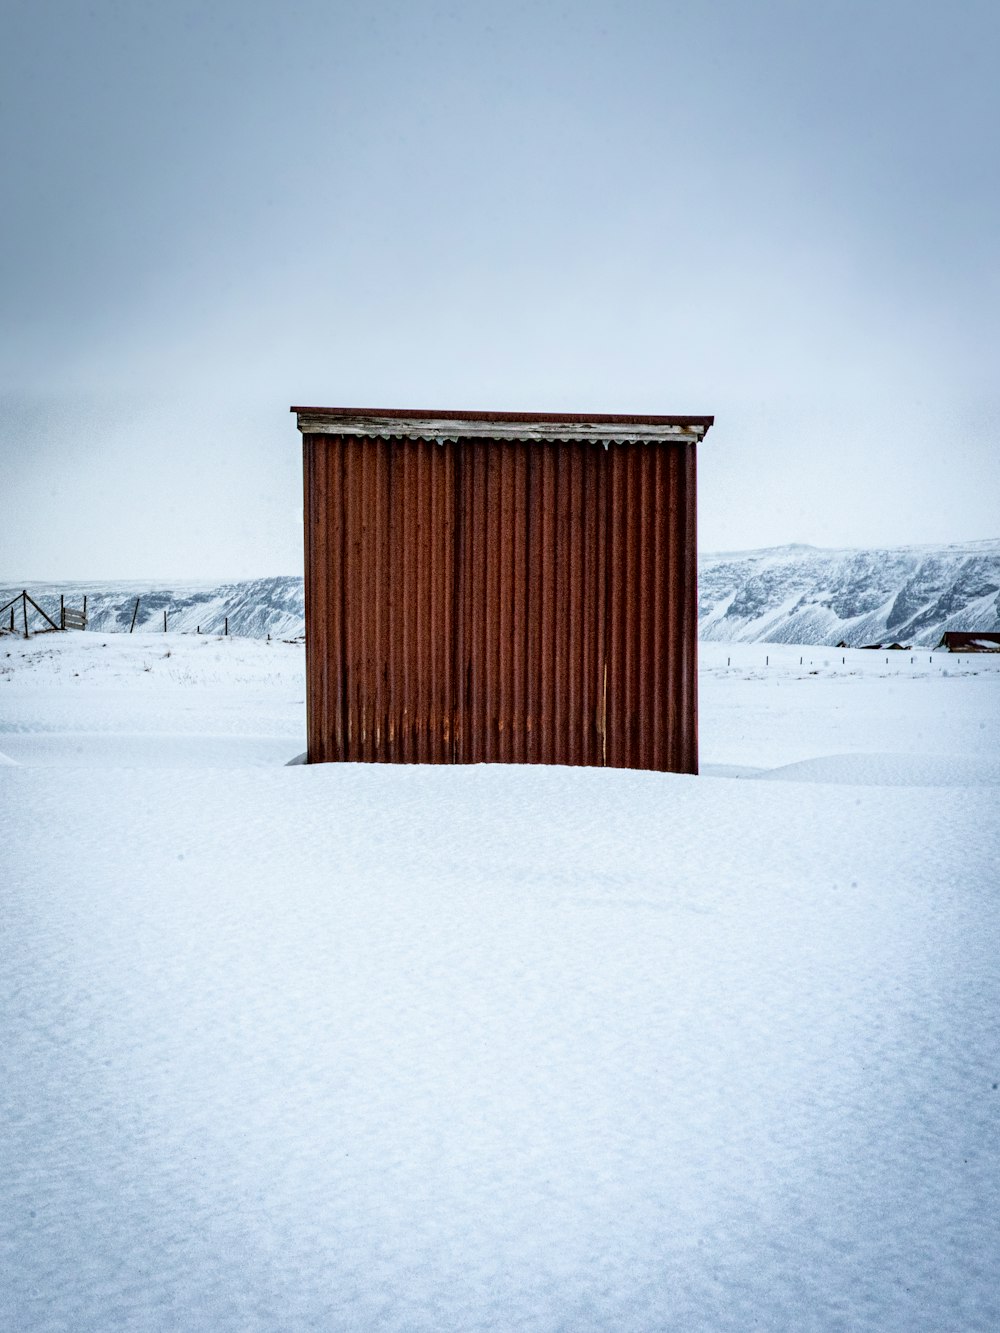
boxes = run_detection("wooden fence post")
[224,616,228,636]
[24,593,62,633]
[60,594,65,630]
[163,610,167,633]
[22,591,29,639]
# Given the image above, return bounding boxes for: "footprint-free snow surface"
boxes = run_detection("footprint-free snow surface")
[2,633,999,1331]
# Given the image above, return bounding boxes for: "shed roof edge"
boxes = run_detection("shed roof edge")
[292,407,714,444]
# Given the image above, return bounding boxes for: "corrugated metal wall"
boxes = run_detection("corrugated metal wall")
[303,435,454,763]
[605,442,697,773]
[454,440,607,765]
[303,433,698,772]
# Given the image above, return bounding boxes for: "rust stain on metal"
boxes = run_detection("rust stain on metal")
[297,408,712,773]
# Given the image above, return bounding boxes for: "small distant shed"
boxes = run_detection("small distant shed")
[293,407,714,772]
[937,631,1000,653]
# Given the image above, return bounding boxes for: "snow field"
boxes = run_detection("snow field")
[2,632,999,1331]
[0,633,304,767]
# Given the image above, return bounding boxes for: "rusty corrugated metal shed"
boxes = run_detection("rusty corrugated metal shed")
[295,407,713,772]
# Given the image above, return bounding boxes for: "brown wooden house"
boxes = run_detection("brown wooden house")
[293,407,713,772]
[937,631,1000,652]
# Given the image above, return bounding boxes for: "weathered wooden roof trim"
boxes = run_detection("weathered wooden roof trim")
[292,407,713,445]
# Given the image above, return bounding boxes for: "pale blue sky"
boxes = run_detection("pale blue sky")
[2,0,998,578]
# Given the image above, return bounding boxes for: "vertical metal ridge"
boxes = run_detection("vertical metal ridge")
[433,441,451,762]
[419,441,430,759]
[642,442,658,767]
[424,441,436,758]
[302,437,318,760]
[582,443,600,766]
[512,443,528,763]
[565,445,581,764]
[566,445,578,764]
[494,448,505,762]
[605,446,621,769]
[365,439,379,759]
[549,445,560,764]
[468,442,482,764]
[355,440,370,759]
[538,447,553,762]
[454,439,604,768]
[669,445,688,773]
[684,443,698,773]
[491,445,501,761]
[604,441,697,773]
[470,441,480,762]
[597,443,609,766]
[635,446,647,765]
[396,441,410,761]
[524,451,540,764]
[329,436,455,764]
[421,444,431,759]
[343,440,357,756]
[651,446,665,769]
[564,444,575,763]
[482,445,494,762]
[577,445,590,765]
[319,435,337,762]
[336,439,347,760]
[438,441,450,759]
[482,445,492,762]
[552,444,565,762]
[413,442,424,759]
[451,444,464,762]
[303,436,316,760]
[494,447,507,762]
[469,445,485,762]
[400,442,410,760]
[625,446,639,765]
[482,446,489,760]
[375,441,388,759]
[472,444,487,763]
[627,447,641,765]
[422,442,432,758]
[502,448,514,761]
[453,442,467,763]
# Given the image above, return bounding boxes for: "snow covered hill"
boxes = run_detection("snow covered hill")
[699,538,1000,645]
[5,537,999,647]
[0,576,305,639]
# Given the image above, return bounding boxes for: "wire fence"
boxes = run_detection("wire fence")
[0,590,305,643]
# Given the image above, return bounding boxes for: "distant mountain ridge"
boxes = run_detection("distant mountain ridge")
[1,577,305,640]
[5,539,999,647]
[699,539,1000,645]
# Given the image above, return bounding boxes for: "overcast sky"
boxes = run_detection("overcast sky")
[2,0,998,579]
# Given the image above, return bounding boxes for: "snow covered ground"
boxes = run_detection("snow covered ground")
[2,631,999,1331]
